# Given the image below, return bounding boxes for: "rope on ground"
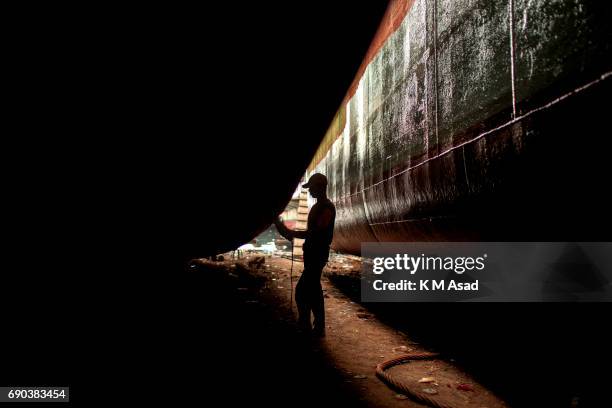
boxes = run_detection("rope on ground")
[376,352,456,408]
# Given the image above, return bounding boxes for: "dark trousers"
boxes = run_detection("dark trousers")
[295,255,326,333]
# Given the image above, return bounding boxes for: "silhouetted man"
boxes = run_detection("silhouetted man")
[275,173,336,337]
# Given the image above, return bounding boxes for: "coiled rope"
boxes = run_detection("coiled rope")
[376,352,458,408]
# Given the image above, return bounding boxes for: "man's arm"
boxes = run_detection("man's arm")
[274,217,307,240]
[312,207,334,231]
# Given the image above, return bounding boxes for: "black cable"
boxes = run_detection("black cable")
[289,238,294,311]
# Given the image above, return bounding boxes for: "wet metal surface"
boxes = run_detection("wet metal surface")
[309,0,612,254]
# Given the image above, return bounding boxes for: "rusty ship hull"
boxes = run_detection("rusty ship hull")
[307,0,612,254]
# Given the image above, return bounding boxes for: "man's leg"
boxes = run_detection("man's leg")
[294,273,312,331]
[311,269,325,336]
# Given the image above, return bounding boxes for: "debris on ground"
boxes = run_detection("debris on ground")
[194,253,508,408]
[457,383,475,391]
[248,256,266,269]
[422,387,439,395]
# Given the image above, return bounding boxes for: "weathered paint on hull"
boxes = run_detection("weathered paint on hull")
[308,0,612,254]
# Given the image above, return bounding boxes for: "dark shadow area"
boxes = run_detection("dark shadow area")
[2,2,389,401]
[327,272,611,407]
[163,262,368,407]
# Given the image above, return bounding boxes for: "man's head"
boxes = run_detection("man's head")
[302,173,328,198]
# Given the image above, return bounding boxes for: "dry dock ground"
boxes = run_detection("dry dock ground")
[191,253,508,408]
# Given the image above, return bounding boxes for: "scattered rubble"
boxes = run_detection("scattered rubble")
[422,387,439,395]
[195,253,507,408]
[248,256,266,269]
[457,383,474,392]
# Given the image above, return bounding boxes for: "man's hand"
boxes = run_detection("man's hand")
[273,216,294,240]
[274,216,286,232]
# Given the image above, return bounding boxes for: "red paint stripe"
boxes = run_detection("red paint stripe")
[342,0,414,105]
[309,0,413,172]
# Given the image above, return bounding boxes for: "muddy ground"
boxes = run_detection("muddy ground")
[187,253,608,408]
